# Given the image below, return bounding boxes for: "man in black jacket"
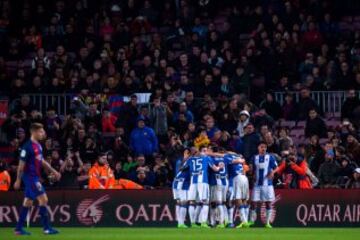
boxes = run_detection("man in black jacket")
[305,109,327,138]
[341,89,360,121]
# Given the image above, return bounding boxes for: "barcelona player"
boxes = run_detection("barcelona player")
[14,123,61,235]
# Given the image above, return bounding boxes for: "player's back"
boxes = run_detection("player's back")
[225,153,244,179]
[20,140,43,178]
[173,158,190,190]
[186,155,211,184]
[208,156,227,186]
[253,153,277,186]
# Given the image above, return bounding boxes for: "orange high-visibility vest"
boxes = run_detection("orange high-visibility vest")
[0,171,11,191]
[113,179,144,190]
[88,163,115,189]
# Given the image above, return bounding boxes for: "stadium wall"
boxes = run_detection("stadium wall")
[0,189,359,227]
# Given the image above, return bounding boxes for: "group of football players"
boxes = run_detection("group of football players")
[172,142,277,229]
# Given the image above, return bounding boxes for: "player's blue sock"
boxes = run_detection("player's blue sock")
[16,207,29,230]
[39,206,51,230]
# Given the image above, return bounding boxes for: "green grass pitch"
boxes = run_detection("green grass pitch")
[1,228,359,240]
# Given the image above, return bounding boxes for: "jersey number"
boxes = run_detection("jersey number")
[192,159,202,171]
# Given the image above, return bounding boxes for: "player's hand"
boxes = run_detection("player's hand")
[267,172,274,180]
[14,180,21,190]
[218,162,225,169]
[53,172,61,181]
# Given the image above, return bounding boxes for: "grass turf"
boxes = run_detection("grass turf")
[1,228,359,240]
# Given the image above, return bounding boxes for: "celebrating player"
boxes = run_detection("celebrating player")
[14,123,61,235]
[207,147,228,228]
[172,148,191,228]
[182,146,223,228]
[248,142,277,228]
[222,152,250,228]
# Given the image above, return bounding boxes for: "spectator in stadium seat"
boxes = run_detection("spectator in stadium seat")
[318,149,340,188]
[297,88,320,120]
[341,89,360,121]
[277,127,294,151]
[305,135,325,174]
[281,93,298,120]
[102,108,117,133]
[305,109,327,138]
[0,160,11,191]
[173,102,194,123]
[259,92,282,120]
[345,168,360,189]
[123,155,138,174]
[59,156,79,188]
[78,162,91,189]
[130,117,158,159]
[336,157,357,188]
[242,123,261,162]
[114,162,127,180]
[345,134,360,166]
[236,110,250,138]
[150,97,168,138]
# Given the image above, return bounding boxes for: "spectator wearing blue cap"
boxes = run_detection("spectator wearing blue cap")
[130,116,159,161]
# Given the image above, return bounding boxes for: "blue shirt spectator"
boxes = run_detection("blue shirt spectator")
[130,117,158,156]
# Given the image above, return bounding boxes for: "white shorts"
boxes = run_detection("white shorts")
[232,175,249,200]
[251,185,275,202]
[210,185,228,202]
[173,189,188,202]
[188,183,209,202]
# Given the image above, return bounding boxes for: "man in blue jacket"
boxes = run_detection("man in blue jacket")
[130,116,159,161]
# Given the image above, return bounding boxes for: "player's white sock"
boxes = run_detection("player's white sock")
[266,208,272,224]
[200,204,209,224]
[218,204,224,224]
[245,205,250,222]
[195,205,202,223]
[250,209,257,222]
[175,205,180,221]
[240,206,246,223]
[228,207,234,224]
[189,205,196,224]
[179,206,187,225]
[223,205,229,223]
[210,205,217,226]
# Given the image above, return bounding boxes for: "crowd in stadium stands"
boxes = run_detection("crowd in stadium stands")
[1,0,360,190]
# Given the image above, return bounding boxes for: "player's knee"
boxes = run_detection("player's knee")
[38,195,48,206]
[23,199,33,207]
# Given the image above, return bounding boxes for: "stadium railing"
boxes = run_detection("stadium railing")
[274,91,359,114]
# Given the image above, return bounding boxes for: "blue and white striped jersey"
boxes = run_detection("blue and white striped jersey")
[252,153,277,186]
[172,158,190,190]
[183,155,214,184]
[208,156,228,186]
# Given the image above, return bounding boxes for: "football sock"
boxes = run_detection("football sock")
[39,206,51,230]
[16,207,29,230]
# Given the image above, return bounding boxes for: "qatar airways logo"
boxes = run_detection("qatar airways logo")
[76,195,110,225]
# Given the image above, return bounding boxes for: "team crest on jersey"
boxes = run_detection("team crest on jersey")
[20,150,26,158]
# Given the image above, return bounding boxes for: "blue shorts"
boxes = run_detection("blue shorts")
[22,176,45,200]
